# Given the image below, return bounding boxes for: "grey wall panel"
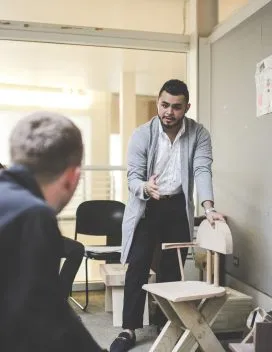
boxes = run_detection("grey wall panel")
[211,2,272,295]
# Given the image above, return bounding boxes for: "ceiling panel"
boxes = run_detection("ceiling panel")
[0,40,187,95]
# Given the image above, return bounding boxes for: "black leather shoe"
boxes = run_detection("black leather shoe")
[110,331,136,352]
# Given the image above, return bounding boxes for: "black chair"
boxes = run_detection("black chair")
[70,200,125,310]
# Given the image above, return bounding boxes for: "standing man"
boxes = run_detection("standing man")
[110,79,224,352]
[0,112,107,352]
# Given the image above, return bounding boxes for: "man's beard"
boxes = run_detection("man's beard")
[159,115,183,130]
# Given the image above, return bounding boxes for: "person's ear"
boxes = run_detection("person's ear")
[185,103,191,113]
[156,98,159,110]
[64,166,81,191]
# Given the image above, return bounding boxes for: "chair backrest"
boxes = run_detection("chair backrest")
[196,219,233,254]
[74,200,125,246]
[196,219,233,286]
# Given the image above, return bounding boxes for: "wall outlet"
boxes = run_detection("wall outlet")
[233,255,239,267]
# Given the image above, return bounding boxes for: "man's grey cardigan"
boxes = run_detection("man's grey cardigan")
[120,116,214,264]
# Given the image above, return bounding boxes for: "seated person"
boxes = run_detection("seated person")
[0,162,85,302]
[0,112,107,352]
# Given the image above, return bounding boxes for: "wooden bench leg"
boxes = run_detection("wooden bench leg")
[105,286,112,312]
[112,287,124,327]
[111,287,150,327]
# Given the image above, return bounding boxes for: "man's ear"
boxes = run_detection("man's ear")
[185,103,191,113]
[156,98,159,110]
[64,166,81,190]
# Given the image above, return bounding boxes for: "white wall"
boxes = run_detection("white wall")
[208,0,272,307]
[218,0,248,23]
[1,0,186,34]
[0,111,29,165]
[0,109,90,164]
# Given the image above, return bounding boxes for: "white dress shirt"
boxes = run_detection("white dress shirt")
[153,122,185,195]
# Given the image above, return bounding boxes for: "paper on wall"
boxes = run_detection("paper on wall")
[255,55,272,117]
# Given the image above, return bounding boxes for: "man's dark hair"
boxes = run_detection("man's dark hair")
[9,111,83,183]
[158,79,189,102]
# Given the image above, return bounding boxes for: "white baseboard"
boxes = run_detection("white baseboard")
[226,274,272,311]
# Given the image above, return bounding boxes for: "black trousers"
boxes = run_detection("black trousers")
[122,192,190,329]
[60,237,85,300]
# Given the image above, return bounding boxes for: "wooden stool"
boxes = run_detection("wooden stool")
[100,263,156,327]
[143,220,236,352]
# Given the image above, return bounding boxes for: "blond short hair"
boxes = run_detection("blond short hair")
[10,111,83,183]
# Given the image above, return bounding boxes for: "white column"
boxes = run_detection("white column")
[186,0,199,121]
[198,0,218,37]
[197,0,218,130]
[90,91,111,201]
[91,91,111,165]
[119,71,136,202]
[188,0,218,216]
[187,0,218,121]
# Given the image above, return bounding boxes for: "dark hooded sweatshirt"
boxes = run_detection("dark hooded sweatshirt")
[0,165,105,352]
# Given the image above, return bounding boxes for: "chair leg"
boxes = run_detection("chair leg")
[69,256,89,311]
[84,256,89,310]
[147,295,227,352]
[171,299,226,352]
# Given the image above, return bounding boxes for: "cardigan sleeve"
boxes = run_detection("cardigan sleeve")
[126,128,149,200]
[193,125,214,204]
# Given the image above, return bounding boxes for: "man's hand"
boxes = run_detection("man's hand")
[206,211,225,227]
[145,175,160,200]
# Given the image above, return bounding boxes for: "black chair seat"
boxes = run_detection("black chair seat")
[85,251,121,261]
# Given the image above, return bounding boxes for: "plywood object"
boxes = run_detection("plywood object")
[143,286,252,352]
[142,221,253,351]
[100,263,155,286]
[213,287,253,333]
[143,281,226,302]
[162,220,233,254]
[100,263,156,327]
[197,220,233,254]
[162,220,233,284]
